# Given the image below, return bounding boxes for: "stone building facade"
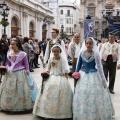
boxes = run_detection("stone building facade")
[0,0,53,40]
[79,0,120,39]
[40,0,80,38]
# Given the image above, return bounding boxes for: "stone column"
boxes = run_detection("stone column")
[39,20,43,41]
[23,12,28,37]
[36,18,42,40]
[47,22,52,38]
[20,7,23,36]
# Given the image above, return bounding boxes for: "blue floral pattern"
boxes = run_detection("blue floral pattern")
[73,70,114,120]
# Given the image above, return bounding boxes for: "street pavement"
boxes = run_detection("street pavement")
[0,60,120,120]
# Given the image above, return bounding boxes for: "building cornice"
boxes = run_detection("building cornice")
[10,0,53,20]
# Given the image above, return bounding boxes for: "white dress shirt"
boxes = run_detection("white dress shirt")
[44,38,66,64]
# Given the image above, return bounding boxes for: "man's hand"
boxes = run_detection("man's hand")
[117,64,120,69]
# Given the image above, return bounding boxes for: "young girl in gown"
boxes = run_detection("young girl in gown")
[0,38,38,112]
[73,37,114,120]
[33,44,73,119]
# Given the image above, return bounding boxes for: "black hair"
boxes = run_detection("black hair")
[109,33,115,36]
[2,34,7,38]
[11,38,24,51]
[85,37,93,44]
[23,37,29,43]
[52,46,62,53]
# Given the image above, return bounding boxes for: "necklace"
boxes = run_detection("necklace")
[54,56,60,60]
[12,50,20,56]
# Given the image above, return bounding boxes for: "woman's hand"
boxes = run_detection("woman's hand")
[65,73,68,79]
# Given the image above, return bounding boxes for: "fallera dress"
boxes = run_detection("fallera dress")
[33,57,73,119]
[73,51,115,120]
[0,51,38,111]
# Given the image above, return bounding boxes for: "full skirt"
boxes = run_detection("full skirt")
[33,75,73,119]
[0,69,38,111]
[73,71,115,120]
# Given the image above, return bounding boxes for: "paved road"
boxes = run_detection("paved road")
[0,62,120,120]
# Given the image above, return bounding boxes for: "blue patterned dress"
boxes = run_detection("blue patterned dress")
[73,51,114,120]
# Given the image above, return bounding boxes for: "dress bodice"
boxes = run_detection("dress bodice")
[76,52,97,73]
[7,51,30,75]
[47,57,69,76]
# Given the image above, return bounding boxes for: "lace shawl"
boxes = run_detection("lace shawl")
[94,51,107,84]
[7,51,26,71]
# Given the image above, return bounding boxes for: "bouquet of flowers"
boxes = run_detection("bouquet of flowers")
[41,71,50,80]
[72,72,80,80]
[0,66,7,83]
[72,72,81,88]
[41,70,50,94]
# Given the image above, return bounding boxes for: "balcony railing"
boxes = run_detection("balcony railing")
[65,14,73,17]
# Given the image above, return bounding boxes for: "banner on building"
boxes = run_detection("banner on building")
[84,19,94,39]
[109,22,120,35]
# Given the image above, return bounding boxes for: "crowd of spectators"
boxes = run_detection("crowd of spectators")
[0,34,41,72]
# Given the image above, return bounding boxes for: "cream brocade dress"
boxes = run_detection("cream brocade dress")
[33,57,73,118]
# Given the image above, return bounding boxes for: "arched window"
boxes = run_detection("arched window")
[11,17,19,37]
[29,22,34,37]
[87,3,96,17]
[61,10,63,15]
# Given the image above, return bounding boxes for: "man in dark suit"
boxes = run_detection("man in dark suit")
[0,34,9,65]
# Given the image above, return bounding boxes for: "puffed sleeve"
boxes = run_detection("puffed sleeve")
[61,58,70,74]
[61,40,66,55]
[46,58,51,71]
[23,55,30,75]
[68,43,73,59]
[44,42,50,64]
[6,59,11,70]
[75,53,82,72]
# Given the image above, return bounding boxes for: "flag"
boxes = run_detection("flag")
[84,19,94,39]
[109,23,120,35]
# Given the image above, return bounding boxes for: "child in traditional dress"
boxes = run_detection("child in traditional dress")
[0,38,38,112]
[73,37,114,120]
[33,44,73,119]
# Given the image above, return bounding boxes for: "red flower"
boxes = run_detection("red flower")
[0,66,7,83]
[72,72,80,80]
[0,66,7,75]
[41,71,50,80]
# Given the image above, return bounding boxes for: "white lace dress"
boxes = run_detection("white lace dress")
[33,57,73,119]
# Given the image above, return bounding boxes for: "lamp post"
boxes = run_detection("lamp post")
[61,24,64,39]
[0,2,10,34]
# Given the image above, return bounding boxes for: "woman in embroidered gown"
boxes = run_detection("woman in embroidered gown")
[73,37,114,120]
[0,38,38,112]
[33,44,73,119]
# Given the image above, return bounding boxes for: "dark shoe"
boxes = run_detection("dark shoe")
[110,91,115,94]
[30,69,34,72]
[35,66,40,68]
